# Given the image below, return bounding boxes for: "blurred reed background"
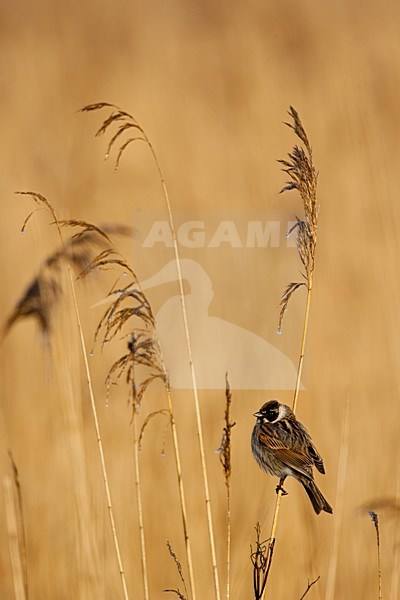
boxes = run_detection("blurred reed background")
[1,0,400,598]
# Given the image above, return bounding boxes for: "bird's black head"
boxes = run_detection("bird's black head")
[254,400,281,423]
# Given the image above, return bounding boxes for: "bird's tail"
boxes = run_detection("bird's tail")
[301,479,333,515]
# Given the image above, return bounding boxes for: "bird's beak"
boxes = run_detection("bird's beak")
[253,412,262,418]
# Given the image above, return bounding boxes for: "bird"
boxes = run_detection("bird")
[251,399,332,515]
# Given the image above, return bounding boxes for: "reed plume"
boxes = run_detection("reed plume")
[277,106,319,412]
[216,374,235,600]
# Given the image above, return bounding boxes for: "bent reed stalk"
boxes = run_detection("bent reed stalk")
[82,102,222,600]
[88,253,161,600]
[260,107,320,598]
[146,146,221,600]
[82,104,197,599]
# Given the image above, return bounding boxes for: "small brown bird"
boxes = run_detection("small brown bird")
[251,400,332,515]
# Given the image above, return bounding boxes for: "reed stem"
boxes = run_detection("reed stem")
[147,138,220,600]
[50,201,130,600]
[3,475,26,600]
[81,104,219,599]
[165,390,197,600]
[325,397,350,600]
[133,411,149,600]
[292,276,313,414]
[226,487,231,600]
[260,107,319,599]
[262,278,314,600]
[69,273,130,600]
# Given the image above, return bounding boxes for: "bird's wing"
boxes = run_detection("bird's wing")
[307,442,325,474]
[291,418,326,474]
[258,427,313,478]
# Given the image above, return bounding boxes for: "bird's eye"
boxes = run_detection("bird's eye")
[265,402,279,422]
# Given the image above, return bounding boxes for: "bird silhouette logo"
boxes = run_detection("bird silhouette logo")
[136,259,298,390]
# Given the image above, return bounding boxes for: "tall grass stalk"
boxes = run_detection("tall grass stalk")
[292,280,313,415]
[137,334,194,599]
[7,452,28,598]
[3,475,26,600]
[133,412,149,600]
[164,387,195,599]
[16,193,130,600]
[326,398,350,600]
[261,107,319,598]
[140,124,220,600]
[140,287,196,598]
[390,471,400,598]
[53,285,102,596]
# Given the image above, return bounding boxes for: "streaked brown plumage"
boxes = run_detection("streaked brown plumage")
[251,400,332,515]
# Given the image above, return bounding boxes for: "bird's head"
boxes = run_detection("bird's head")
[253,399,291,423]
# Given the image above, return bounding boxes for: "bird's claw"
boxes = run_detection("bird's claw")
[276,483,288,496]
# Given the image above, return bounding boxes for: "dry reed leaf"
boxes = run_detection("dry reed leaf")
[278,281,306,332]
[80,101,115,112]
[164,589,186,600]
[164,540,188,600]
[138,409,171,450]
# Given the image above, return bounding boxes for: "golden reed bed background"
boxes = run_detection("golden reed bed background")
[1,1,400,598]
